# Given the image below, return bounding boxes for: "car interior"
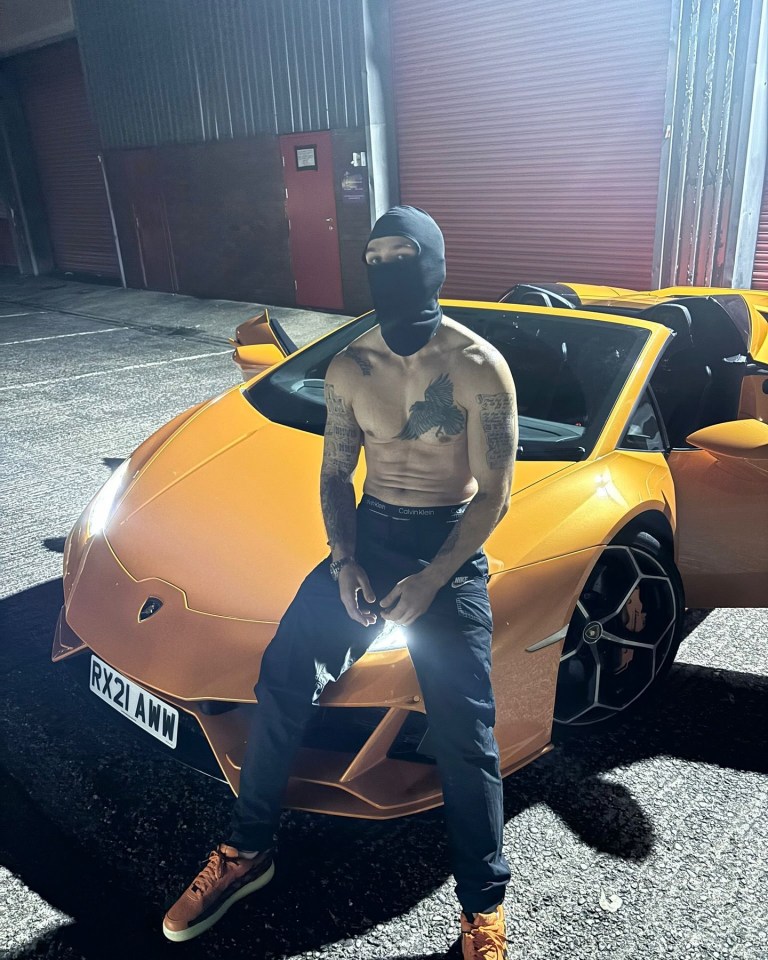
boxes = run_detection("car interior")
[470,310,635,417]
[499,285,753,449]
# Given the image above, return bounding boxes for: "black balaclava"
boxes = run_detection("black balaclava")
[364,205,446,357]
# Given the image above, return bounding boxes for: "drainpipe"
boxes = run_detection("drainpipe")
[730,1,767,288]
[98,153,127,288]
[361,0,399,224]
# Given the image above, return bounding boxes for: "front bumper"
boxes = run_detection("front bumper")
[57,632,228,784]
[53,528,576,818]
[53,608,463,818]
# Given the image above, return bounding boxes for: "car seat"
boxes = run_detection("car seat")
[490,324,584,423]
[648,298,747,447]
[498,283,580,310]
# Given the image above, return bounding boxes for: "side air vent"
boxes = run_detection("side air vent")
[301,706,389,753]
[198,700,240,716]
[387,711,436,765]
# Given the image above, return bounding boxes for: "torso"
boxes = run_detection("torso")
[337,317,498,506]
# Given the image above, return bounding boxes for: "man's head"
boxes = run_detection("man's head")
[364,206,446,357]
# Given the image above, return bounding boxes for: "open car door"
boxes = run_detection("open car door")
[651,295,768,608]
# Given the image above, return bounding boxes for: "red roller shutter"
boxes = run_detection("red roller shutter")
[753,172,768,290]
[15,40,119,278]
[390,0,672,299]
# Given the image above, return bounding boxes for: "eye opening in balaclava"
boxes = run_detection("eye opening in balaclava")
[364,206,446,357]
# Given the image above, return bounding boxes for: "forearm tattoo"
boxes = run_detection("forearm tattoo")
[320,473,357,552]
[322,383,361,550]
[429,492,489,568]
[477,392,517,469]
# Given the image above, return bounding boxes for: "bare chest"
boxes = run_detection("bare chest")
[353,371,467,446]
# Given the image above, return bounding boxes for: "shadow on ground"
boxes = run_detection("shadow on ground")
[1,580,765,960]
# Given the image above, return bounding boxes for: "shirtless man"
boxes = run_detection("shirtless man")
[163,206,518,960]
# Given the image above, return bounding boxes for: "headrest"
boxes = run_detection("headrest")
[499,284,579,309]
[642,302,693,348]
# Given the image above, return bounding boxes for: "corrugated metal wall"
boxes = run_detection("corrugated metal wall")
[754,173,768,289]
[657,0,763,287]
[73,0,365,148]
[390,0,672,299]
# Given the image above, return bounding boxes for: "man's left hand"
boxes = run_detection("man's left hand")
[379,572,441,627]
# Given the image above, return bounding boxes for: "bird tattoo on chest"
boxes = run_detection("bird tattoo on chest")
[397,373,466,441]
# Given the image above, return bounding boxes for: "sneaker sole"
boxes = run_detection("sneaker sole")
[162,861,275,942]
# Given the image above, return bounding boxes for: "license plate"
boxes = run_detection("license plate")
[89,654,178,748]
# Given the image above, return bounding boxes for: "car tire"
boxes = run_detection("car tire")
[553,531,684,733]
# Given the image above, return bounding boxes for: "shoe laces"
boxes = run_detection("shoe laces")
[190,847,239,897]
[463,917,507,958]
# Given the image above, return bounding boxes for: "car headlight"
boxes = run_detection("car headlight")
[367,621,408,653]
[86,460,131,539]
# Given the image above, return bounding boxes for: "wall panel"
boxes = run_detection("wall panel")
[74,0,365,148]
[657,0,764,287]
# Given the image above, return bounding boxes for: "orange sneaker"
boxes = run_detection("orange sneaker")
[162,844,274,942]
[461,904,508,959]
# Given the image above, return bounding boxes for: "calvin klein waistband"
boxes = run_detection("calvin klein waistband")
[359,494,469,520]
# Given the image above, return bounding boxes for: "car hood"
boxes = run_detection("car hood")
[105,391,575,621]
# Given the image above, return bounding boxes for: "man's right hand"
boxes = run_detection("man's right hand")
[338,562,377,626]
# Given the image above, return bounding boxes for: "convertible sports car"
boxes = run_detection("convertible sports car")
[53,284,768,820]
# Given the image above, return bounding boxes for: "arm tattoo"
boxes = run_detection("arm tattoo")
[344,347,372,376]
[477,392,517,469]
[429,493,489,567]
[325,383,346,418]
[320,473,357,553]
[324,385,361,470]
[322,383,361,551]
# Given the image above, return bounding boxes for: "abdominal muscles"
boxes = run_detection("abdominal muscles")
[363,435,477,506]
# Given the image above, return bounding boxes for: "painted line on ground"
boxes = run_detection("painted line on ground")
[0,327,123,345]
[0,349,233,391]
[0,296,238,348]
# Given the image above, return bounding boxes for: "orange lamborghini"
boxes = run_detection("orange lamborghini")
[53,284,768,819]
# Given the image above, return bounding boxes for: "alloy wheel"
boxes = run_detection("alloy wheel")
[554,544,680,727]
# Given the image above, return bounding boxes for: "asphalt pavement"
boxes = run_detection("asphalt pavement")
[1,275,766,960]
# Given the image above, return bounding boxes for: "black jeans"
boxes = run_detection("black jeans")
[228,495,510,914]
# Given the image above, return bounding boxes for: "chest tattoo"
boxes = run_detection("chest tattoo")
[397,373,466,440]
[344,347,373,376]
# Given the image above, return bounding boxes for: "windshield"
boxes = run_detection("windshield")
[245,306,649,460]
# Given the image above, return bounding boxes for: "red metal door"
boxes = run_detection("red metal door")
[280,132,343,310]
[119,150,178,293]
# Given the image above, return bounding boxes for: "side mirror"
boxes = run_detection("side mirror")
[232,343,285,381]
[686,419,768,462]
[230,311,276,348]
